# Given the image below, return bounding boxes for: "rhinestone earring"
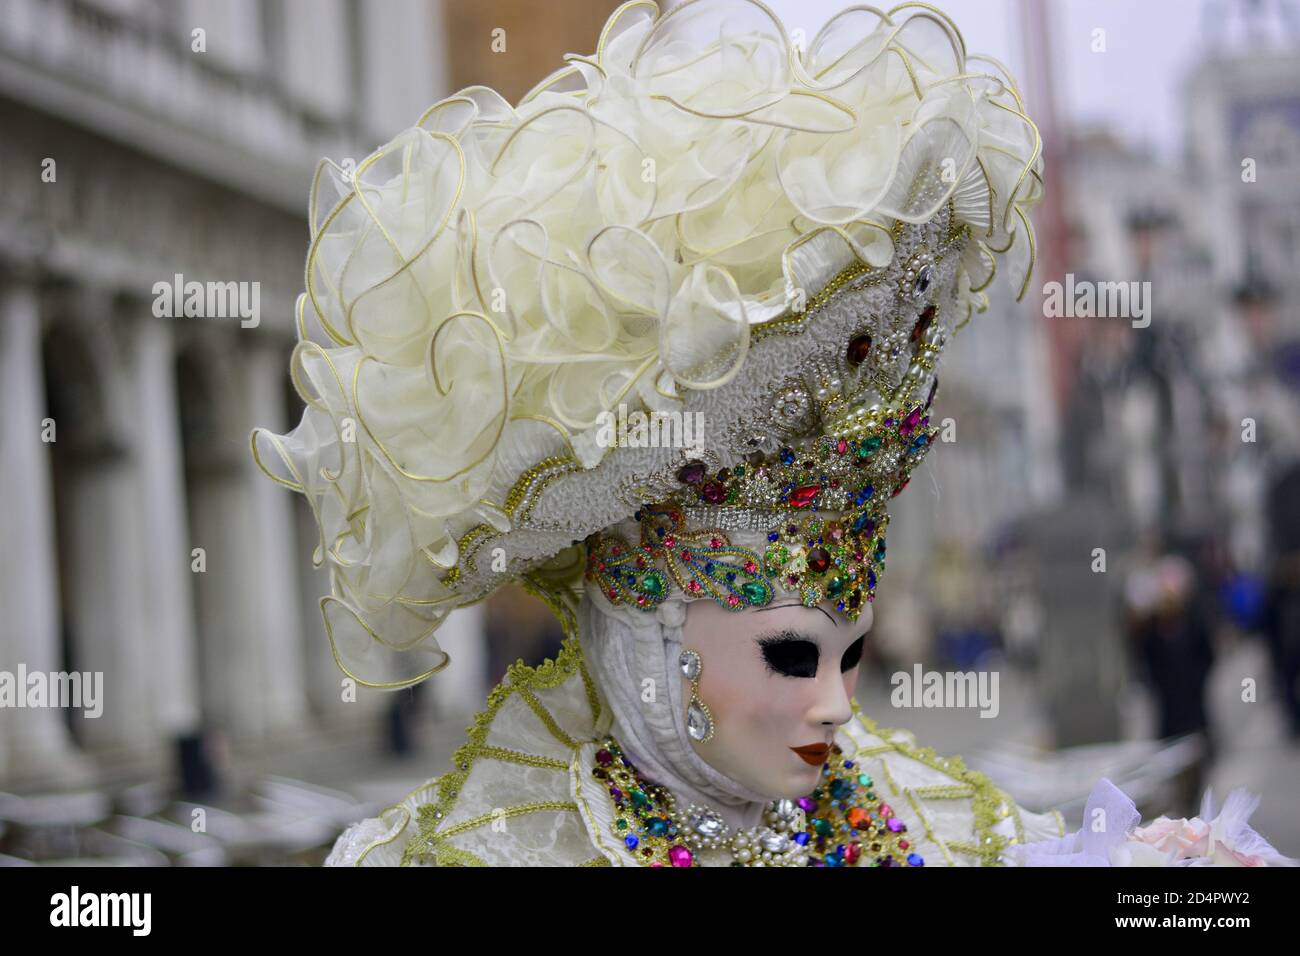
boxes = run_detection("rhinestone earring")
[679,649,714,743]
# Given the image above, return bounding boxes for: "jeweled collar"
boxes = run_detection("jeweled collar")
[591,735,926,867]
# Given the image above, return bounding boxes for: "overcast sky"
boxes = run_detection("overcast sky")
[756,0,1298,161]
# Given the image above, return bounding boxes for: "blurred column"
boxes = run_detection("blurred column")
[0,275,89,784]
[241,338,309,733]
[430,605,488,719]
[57,287,155,757]
[124,309,202,740]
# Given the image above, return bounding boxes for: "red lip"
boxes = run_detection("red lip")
[790,743,832,766]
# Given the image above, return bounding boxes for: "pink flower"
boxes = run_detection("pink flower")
[1131,816,1210,860]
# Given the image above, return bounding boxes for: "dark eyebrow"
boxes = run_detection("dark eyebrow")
[753,600,839,626]
[756,628,819,645]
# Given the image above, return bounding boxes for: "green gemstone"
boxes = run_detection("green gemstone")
[641,572,665,596]
[826,577,845,597]
[858,774,873,787]
[814,817,832,836]
[616,819,627,829]
[740,582,767,604]
[632,789,650,807]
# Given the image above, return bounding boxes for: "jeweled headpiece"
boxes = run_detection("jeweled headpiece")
[251,0,1041,684]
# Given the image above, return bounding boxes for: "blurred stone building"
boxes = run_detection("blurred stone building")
[0,0,622,796]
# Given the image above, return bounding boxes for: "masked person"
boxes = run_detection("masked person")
[252,0,1293,867]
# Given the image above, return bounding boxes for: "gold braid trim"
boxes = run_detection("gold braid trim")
[403,635,602,865]
[850,699,1012,867]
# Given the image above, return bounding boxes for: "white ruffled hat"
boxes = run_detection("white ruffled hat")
[251,0,1041,688]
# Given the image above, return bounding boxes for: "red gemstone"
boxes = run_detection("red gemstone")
[846,333,873,366]
[845,842,863,864]
[836,439,848,455]
[807,547,831,573]
[911,305,936,343]
[702,481,727,504]
[789,485,820,508]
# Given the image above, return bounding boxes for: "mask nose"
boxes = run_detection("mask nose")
[808,663,853,730]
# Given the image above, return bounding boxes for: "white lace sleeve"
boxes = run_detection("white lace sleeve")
[323,778,441,867]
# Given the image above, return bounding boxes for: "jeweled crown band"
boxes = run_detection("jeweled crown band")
[584,401,939,622]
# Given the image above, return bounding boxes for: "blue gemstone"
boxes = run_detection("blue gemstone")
[907,853,924,866]
[780,449,795,464]
[767,531,779,542]
[725,572,735,581]
[794,832,811,845]
[868,569,877,588]
[830,779,852,799]
[825,853,844,867]
[705,562,714,572]
[844,760,854,769]
[655,527,665,537]
[626,835,639,849]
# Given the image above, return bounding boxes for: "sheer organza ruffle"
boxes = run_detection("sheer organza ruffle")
[251,0,1041,686]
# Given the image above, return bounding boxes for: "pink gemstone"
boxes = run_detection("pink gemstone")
[711,537,723,548]
[743,561,756,573]
[664,536,676,547]
[727,595,740,607]
[688,580,701,592]
[836,439,848,454]
[668,845,694,867]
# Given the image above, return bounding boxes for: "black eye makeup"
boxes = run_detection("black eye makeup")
[757,630,867,679]
[757,630,819,679]
[840,635,865,673]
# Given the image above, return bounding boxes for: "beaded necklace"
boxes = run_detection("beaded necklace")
[592,736,926,867]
